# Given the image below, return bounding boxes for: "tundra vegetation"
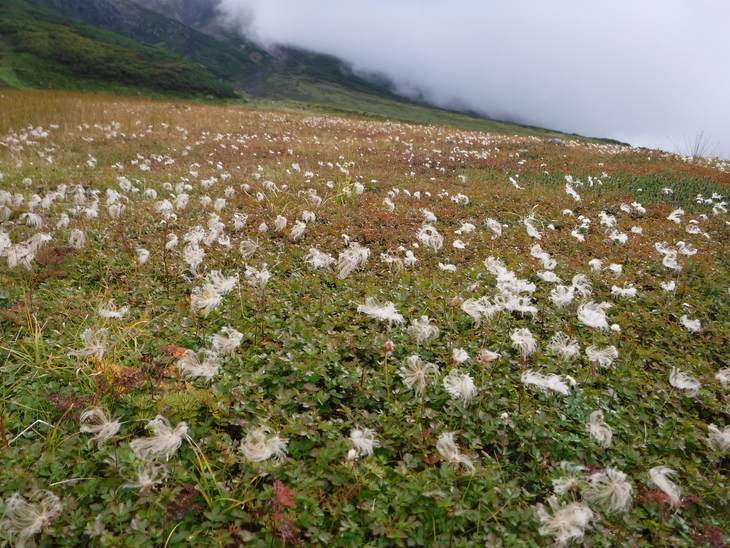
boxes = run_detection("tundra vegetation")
[1,89,729,547]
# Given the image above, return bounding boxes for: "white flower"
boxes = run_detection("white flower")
[356,298,404,327]
[240,426,288,463]
[407,316,439,345]
[583,468,633,512]
[2,491,63,545]
[511,328,537,358]
[586,410,612,447]
[535,496,593,547]
[399,355,439,394]
[679,315,701,333]
[177,349,221,380]
[648,466,682,506]
[130,416,188,461]
[443,369,477,403]
[660,280,676,292]
[436,432,475,472]
[80,407,121,445]
[438,262,457,272]
[577,301,612,330]
[97,299,129,319]
[669,367,701,396]
[347,428,380,460]
[585,345,619,369]
[548,332,580,361]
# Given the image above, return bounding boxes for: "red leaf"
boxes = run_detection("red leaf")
[274,481,295,507]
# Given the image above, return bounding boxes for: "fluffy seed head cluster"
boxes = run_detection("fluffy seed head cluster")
[130,415,188,461]
[548,332,580,361]
[244,264,270,289]
[2,491,63,546]
[521,370,575,396]
[707,424,730,453]
[123,463,168,495]
[80,407,121,445]
[583,468,633,513]
[648,466,682,506]
[97,299,129,319]
[407,315,440,345]
[69,327,108,360]
[585,345,619,369]
[177,349,221,380]
[511,328,537,358]
[240,426,288,463]
[337,242,370,279]
[586,410,613,447]
[347,428,380,461]
[436,432,475,472]
[416,224,443,252]
[552,462,585,495]
[356,297,404,327]
[669,367,701,397]
[211,326,243,355]
[577,301,612,330]
[535,496,594,547]
[304,247,335,270]
[399,355,439,395]
[679,315,702,333]
[443,369,477,404]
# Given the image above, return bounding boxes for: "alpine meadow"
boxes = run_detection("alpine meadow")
[1,89,730,547]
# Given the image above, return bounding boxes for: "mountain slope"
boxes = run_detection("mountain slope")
[25,0,400,101]
[0,0,236,97]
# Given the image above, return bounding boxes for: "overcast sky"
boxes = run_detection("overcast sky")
[220,0,730,159]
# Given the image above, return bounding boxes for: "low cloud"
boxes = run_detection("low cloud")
[220,0,730,158]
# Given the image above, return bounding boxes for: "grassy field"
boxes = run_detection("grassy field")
[1,89,730,547]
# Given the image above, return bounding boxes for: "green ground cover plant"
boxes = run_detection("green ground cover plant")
[0,90,729,547]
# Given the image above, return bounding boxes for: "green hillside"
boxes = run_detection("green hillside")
[0,0,236,97]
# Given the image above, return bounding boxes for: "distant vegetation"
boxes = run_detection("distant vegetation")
[0,0,236,97]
